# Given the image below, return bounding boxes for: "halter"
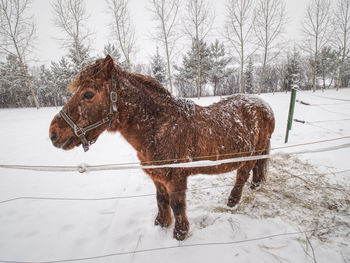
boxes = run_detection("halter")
[59,75,118,152]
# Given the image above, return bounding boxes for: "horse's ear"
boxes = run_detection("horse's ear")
[103,55,115,75]
[104,54,114,63]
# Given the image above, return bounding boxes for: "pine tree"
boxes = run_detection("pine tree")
[150,47,167,87]
[261,64,282,93]
[0,54,30,107]
[244,58,255,94]
[283,48,302,91]
[175,39,212,97]
[50,57,75,105]
[209,39,231,96]
[319,46,339,90]
[341,54,350,87]
[68,42,91,71]
[35,65,54,106]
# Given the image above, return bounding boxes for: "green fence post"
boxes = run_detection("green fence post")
[284,87,297,143]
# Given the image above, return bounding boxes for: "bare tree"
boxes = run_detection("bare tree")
[334,0,350,90]
[149,0,180,95]
[301,0,333,92]
[0,0,39,108]
[52,0,92,70]
[254,0,287,94]
[183,0,214,99]
[106,0,136,71]
[224,0,256,94]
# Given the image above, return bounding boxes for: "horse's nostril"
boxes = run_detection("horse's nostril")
[50,132,58,142]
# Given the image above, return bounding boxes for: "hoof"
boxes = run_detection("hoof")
[155,214,172,228]
[227,196,240,208]
[173,227,188,241]
[173,220,189,241]
[250,182,261,190]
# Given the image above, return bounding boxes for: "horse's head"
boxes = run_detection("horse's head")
[49,55,119,152]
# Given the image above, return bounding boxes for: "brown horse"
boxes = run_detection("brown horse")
[49,55,275,240]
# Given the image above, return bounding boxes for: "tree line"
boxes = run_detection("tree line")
[1,0,350,108]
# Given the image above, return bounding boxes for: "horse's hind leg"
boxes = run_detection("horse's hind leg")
[251,158,267,190]
[251,140,270,190]
[154,181,172,228]
[227,161,256,207]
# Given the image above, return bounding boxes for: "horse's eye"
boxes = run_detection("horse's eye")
[83,91,95,100]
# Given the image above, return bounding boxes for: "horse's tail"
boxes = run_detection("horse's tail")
[252,139,271,185]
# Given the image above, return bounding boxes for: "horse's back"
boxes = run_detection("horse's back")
[199,94,274,137]
[211,94,274,122]
[191,94,274,160]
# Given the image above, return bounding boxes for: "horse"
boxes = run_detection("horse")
[49,55,275,240]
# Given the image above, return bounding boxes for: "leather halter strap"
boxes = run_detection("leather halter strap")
[60,75,118,152]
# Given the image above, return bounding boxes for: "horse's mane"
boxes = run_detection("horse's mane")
[128,73,172,98]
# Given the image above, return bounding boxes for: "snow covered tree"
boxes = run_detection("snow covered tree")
[224,0,256,94]
[244,57,255,94]
[151,47,167,86]
[0,61,7,107]
[149,0,181,95]
[302,0,333,92]
[0,54,31,107]
[34,65,55,106]
[260,64,283,93]
[0,0,39,108]
[209,39,231,96]
[50,57,75,105]
[333,0,350,90]
[174,39,212,97]
[319,46,339,90]
[340,54,350,87]
[106,0,136,71]
[183,0,214,98]
[67,41,91,70]
[221,69,241,95]
[52,0,92,71]
[254,0,287,94]
[283,48,303,91]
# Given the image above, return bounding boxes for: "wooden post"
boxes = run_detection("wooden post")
[284,87,297,143]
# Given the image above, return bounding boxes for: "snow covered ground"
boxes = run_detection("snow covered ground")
[0,88,349,263]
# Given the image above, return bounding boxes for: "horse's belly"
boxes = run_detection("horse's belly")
[191,162,241,175]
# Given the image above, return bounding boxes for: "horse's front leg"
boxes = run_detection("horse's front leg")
[228,161,256,207]
[154,181,172,228]
[169,176,189,241]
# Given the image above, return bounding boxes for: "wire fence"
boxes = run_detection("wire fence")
[293,90,350,138]
[0,168,349,206]
[1,136,350,173]
[1,90,350,263]
[296,99,350,117]
[1,156,349,262]
[294,88,350,102]
[0,226,336,263]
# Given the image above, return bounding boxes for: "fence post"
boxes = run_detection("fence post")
[284,86,297,143]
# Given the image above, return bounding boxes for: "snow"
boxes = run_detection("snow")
[0,89,350,263]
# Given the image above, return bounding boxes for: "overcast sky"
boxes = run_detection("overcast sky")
[29,0,309,67]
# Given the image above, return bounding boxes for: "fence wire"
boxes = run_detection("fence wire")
[0,169,349,205]
[0,226,337,263]
[1,136,350,173]
[294,91,350,136]
[294,89,350,102]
